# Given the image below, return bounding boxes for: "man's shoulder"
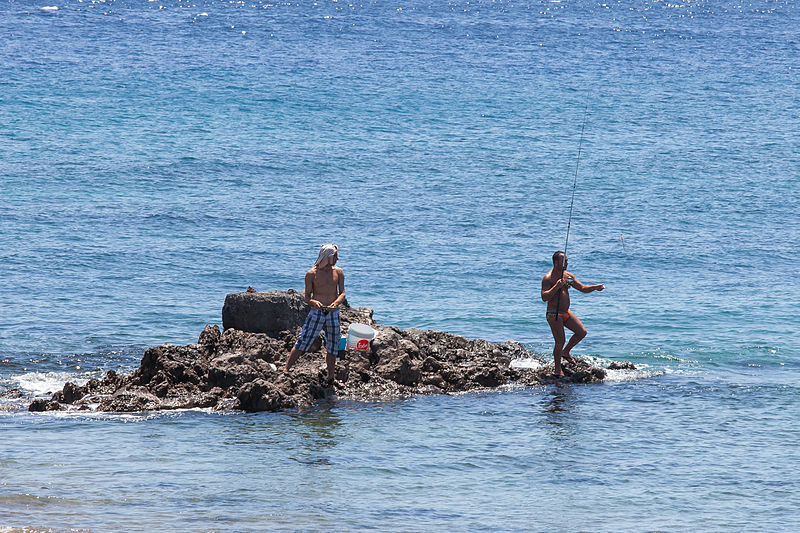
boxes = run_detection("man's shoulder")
[306,267,318,276]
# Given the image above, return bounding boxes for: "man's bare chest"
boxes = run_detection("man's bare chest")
[313,271,338,290]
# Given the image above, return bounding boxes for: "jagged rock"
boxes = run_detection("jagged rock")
[374,354,422,386]
[562,358,607,383]
[236,379,290,412]
[472,364,508,388]
[29,290,637,413]
[608,361,636,370]
[54,382,87,404]
[98,387,161,412]
[29,398,63,412]
[1,388,23,400]
[198,324,221,348]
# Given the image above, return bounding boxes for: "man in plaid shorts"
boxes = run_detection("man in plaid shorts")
[284,244,346,384]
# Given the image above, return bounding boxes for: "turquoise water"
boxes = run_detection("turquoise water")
[2,0,799,530]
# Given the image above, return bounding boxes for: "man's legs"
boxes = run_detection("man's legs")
[286,310,324,373]
[562,312,587,361]
[322,310,341,382]
[284,347,304,372]
[547,314,566,376]
[325,351,336,382]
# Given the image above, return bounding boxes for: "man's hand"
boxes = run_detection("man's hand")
[309,299,323,310]
[595,284,605,292]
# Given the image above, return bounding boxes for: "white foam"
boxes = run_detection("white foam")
[580,354,616,367]
[603,368,664,383]
[40,5,58,10]
[13,371,95,396]
[512,354,668,383]
[510,357,547,371]
[45,406,223,421]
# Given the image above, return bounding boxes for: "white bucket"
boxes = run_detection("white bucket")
[346,323,375,351]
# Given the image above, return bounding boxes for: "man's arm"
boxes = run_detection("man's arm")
[304,270,323,309]
[541,275,563,301]
[571,274,605,293]
[330,268,346,307]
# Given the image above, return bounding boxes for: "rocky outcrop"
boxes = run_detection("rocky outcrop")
[29,291,633,413]
[222,290,311,335]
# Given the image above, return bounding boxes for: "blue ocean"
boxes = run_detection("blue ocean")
[2,0,799,530]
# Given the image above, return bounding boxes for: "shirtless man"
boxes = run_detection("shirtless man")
[285,244,346,383]
[541,251,605,377]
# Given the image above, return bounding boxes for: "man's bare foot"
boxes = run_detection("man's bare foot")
[562,353,576,364]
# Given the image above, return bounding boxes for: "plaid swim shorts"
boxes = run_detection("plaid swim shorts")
[294,308,341,354]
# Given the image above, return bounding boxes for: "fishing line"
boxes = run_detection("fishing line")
[555,102,590,318]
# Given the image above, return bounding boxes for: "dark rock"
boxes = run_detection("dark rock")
[569,368,607,383]
[222,290,310,336]
[560,357,607,383]
[222,290,374,336]
[193,392,220,409]
[60,382,87,404]
[209,359,259,389]
[375,354,421,386]
[198,324,221,347]
[102,370,123,389]
[29,398,63,412]
[236,379,289,412]
[98,387,161,412]
[608,361,637,370]
[472,365,507,388]
[1,388,23,399]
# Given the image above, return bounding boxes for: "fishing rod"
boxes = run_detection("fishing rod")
[554,102,589,320]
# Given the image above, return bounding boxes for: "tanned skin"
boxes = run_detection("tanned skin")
[541,252,604,376]
[284,251,345,379]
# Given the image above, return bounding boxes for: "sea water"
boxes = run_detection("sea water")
[1,0,799,531]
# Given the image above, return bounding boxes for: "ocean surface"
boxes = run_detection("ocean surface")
[1,0,799,530]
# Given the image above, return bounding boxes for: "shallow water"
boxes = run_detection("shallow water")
[3,370,799,532]
[2,0,799,530]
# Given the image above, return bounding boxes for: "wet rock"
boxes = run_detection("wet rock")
[0,388,23,400]
[562,358,607,383]
[98,387,161,412]
[30,290,636,413]
[53,382,87,404]
[608,361,637,370]
[472,364,508,388]
[374,354,421,386]
[29,398,64,412]
[236,379,290,412]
